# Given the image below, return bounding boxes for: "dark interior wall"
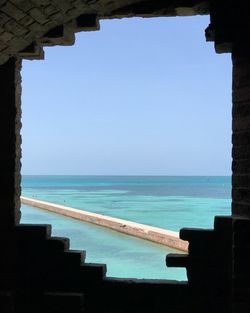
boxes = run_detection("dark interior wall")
[0,57,22,229]
[232,47,250,218]
[0,57,22,313]
[231,46,250,313]
[2,2,250,312]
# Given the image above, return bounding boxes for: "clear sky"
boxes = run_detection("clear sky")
[21,16,232,176]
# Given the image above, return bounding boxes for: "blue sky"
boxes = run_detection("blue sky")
[21,16,232,176]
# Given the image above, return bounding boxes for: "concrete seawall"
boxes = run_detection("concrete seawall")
[21,196,188,252]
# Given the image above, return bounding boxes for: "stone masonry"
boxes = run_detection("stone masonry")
[0,0,209,65]
[1,1,250,313]
[0,57,21,229]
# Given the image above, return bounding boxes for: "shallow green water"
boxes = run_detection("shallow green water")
[21,176,231,280]
[21,204,186,280]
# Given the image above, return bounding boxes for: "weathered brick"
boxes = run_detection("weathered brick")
[28,21,45,37]
[65,7,79,17]
[232,188,250,202]
[0,39,7,50]
[233,62,250,89]
[233,102,250,118]
[1,2,26,20]
[31,0,51,7]
[18,42,44,60]
[5,36,28,52]
[71,0,87,9]
[0,0,102,65]
[4,19,28,36]
[233,145,250,159]
[48,11,64,23]
[0,54,9,64]
[42,20,58,31]
[18,14,34,26]
[0,31,14,41]
[232,131,250,146]
[0,12,11,26]
[233,116,250,131]
[43,4,59,16]
[232,200,250,217]
[14,0,34,11]
[52,0,73,13]
[28,7,49,24]
[74,14,100,31]
[233,86,250,103]
[0,58,21,226]
[232,160,250,175]
[233,175,250,189]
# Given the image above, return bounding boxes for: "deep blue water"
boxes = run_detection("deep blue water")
[21,175,231,280]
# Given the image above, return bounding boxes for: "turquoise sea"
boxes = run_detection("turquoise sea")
[21,176,231,280]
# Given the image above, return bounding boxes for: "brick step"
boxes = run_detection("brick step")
[18,42,44,61]
[166,255,229,290]
[101,279,190,313]
[39,25,75,47]
[80,263,107,282]
[45,237,70,253]
[166,254,189,268]
[43,292,84,313]
[16,236,71,258]
[15,224,52,240]
[69,14,100,33]
[16,251,86,275]
[64,250,86,265]
[17,14,99,61]
[214,216,233,233]
[180,228,215,242]
[166,254,226,269]
[44,263,107,292]
[42,250,86,271]
[180,228,216,255]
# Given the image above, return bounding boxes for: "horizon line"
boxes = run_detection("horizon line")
[21,174,231,177]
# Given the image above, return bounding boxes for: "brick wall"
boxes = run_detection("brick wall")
[231,46,250,313]
[0,57,22,230]
[232,47,250,217]
[0,57,22,313]
[0,1,209,65]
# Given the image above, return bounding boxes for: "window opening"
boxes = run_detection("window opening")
[20,16,231,280]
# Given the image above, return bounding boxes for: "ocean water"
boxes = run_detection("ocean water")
[21,176,231,280]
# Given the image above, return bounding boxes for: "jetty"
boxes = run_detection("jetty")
[21,196,188,252]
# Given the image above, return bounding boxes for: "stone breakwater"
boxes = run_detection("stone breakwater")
[21,196,188,252]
